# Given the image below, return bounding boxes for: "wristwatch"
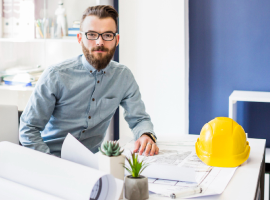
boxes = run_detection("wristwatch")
[142,133,156,143]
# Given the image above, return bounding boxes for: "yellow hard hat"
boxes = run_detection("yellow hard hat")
[195,117,250,168]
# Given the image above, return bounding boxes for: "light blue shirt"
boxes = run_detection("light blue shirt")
[19,55,156,157]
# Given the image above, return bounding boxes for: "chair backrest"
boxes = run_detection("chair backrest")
[0,105,19,144]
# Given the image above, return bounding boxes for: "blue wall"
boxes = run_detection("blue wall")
[189,0,270,146]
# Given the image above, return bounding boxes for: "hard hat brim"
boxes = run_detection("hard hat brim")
[195,140,250,168]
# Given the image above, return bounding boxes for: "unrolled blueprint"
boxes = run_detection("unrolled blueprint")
[122,138,237,198]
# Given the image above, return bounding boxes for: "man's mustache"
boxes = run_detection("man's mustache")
[91,46,109,52]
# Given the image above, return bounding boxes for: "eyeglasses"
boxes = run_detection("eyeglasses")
[80,31,118,41]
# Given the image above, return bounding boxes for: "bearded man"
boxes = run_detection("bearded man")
[19,5,159,157]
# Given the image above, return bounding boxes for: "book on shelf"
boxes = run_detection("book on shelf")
[68,27,80,36]
[2,0,20,38]
[73,20,80,28]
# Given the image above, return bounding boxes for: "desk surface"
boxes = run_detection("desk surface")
[120,135,265,200]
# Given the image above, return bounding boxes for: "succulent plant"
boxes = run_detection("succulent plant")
[98,140,124,157]
[123,151,150,178]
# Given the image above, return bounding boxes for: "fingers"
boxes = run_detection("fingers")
[133,140,140,153]
[145,143,152,156]
[150,144,157,156]
[139,141,147,155]
[155,146,159,155]
[134,136,160,156]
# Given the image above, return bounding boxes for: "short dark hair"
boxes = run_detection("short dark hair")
[80,5,118,31]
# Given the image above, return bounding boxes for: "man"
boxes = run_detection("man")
[19,5,159,157]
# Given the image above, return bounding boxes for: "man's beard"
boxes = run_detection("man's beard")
[82,41,116,71]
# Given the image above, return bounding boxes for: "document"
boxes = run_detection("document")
[61,133,99,169]
[0,140,122,200]
[122,140,206,183]
[61,133,123,200]
[122,139,237,198]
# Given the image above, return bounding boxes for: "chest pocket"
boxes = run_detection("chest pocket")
[99,98,119,120]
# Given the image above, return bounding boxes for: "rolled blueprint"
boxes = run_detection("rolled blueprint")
[0,141,122,200]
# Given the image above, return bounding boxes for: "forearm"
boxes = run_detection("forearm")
[19,120,50,154]
[18,66,59,154]
[132,120,156,141]
[121,68,156,141]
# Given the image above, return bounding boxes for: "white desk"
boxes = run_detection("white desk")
[229,90,270,121]
[127,135,265,200]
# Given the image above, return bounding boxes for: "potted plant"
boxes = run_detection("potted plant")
[98,141,125,180]
[123,152,150,200]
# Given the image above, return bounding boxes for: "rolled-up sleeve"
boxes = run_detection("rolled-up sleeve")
[120,69,156,141]
[19,67,59,153]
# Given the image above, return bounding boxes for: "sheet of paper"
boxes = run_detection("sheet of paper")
[186,167,237,198]
[122,141,201,183]
[0,176,63,200]
[0,141,122,200]
[61,134,123,200]
[122,139,237,198]
[61,133,98,169]
[148,167,237,198]
[142,164,196,182]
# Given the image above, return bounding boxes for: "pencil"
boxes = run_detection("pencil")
[36,20,44,38]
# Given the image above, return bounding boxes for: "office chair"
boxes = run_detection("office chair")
[0,105,19,144]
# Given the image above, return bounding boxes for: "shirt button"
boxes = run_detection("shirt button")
[92,98,95,101]
[82,130,85,133]
[104,71,106,74]
[88,116,91,119]
[90,70,92,73]
[97,80,100,83]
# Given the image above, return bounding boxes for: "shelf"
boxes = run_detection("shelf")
[266,148,270,164]
[229,90,270,122]
[229,90,270,103]
[0,37,78,43]
[0,84,35,91]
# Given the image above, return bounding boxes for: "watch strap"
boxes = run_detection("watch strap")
[142,133,156,143]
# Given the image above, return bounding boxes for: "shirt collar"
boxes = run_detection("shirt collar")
[82,54,112,74]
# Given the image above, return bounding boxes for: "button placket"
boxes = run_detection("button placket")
[87,72,98,129]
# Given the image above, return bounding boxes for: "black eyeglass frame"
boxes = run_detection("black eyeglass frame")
[80,31,118,41]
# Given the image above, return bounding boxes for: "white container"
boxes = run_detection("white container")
[98,154,125,180]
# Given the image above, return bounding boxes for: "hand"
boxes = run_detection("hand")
[133,134,159,156]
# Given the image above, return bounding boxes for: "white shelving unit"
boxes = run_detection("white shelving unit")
[0,0,115,140]
[0,37,78,43]
[229,90,270,121]
[229,90,270,159]
[0,85,34,112]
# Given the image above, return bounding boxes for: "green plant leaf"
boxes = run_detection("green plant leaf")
[123,166,133,175]
[103,141,108,150]
[122,151,150,178]
[98,147,106,155]
[125,155,133,169]
[139,164,149,176]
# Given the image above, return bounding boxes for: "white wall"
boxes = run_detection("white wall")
[119,0,189,139]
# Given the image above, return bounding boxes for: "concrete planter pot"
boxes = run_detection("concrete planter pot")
[123,175,149,200]
[98,154,125,180]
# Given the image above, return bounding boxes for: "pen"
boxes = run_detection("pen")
[168,187,202,199]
